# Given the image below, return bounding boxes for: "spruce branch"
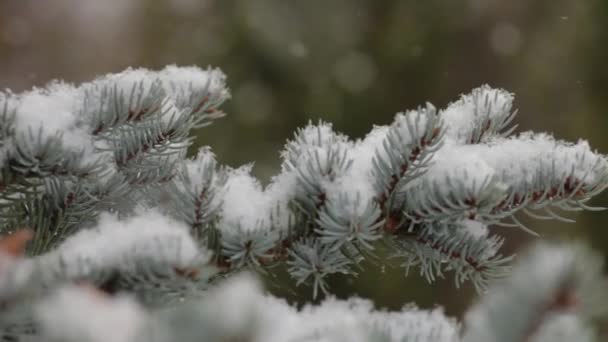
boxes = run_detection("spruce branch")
[285,122,353,218]
[1,67,607,341]
[0,212,214,309]
[185,85,606,295]
[315,192,383,253]
[397,221,512,292]
[0,66,229,253]
[441,85,518,144]
[22,274,462,342]
[463,243,607,342]
[373,103,444,214]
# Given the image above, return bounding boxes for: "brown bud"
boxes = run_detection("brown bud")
[174,267,200,279]
[0,229,33,257]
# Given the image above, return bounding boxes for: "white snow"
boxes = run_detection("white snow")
[392,105,437,145]
[159,65,229,102]
[0,254,37,300]
[1,65,230,175]
[35,285,147,342]
[280,121,350,168]
[254,296,459,342]
[85,65,228,107]
[219,165,267,232]
[478,133,607,188]
[333,125,388,210]
[403,132,607,207]
[182,147,219,191]
[10,82,94,154]
[182,273,460,342]
[529,313,596,342]
[45,211,206,277]
[440,85,514,144]
[82,65,228,127]
[463,243,587,342]
[408,143,496,190]
[4,64,228,142]
[218,165,297,233]
[461,219,489,238]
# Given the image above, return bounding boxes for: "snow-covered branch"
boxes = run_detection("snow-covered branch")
[1,66,607,341]
[463,243,606,342]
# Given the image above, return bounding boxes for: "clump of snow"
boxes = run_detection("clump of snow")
[401,131,607,215]
[44,210,207,277]
[280,121,350,170]
[9,82,94,154]
[352,125,390,170]
[35,285,147,342]
[260,282,459,342]
[529,313,596,342]
[436,133,607,195]
[264,170,299,229]
[1,65,231,175]
[254,296,460,342]
[480,133,607,189]
[463,243,596,342]
[461,219,489,238]
[392,104,438,145]
[218,165,297,233]
[0,254,38,300]
[338,125,390,208]
[11,82,80,137]
[182,147,219,190]
[403,143,497,198]
[440,85,514,144]
[82,65,229,131]
[5,65,228,138]
[86,67,157,105]
[196,273,263,335]
[158,65,230,103]
[85,65,228,107]
[219,165,267,232]
[458,220,503,261]
[171,273,460,342]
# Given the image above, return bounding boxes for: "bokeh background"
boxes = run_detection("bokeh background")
[1,0,607,318]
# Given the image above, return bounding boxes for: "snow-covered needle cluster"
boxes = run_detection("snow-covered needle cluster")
[0,66,607,341]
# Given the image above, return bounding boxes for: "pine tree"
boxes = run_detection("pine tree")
[0,65,606,342]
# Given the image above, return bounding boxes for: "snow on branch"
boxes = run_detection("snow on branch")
[3,243,605,342]
[441,85,517,144]
[403,133,608,230]
[372,103,444,213]
[463,243,606,342]
[284,122,353,217]
[0,65,229,254]
[205,85,607,295]
[28,274,460,342]
[0,212,213,305]
[35,285,146,342]
[0,67,607,309]
[398,220,512,292]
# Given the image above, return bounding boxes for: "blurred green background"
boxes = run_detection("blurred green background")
[1,0,607,318]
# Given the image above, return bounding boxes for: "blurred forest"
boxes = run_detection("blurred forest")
[1,0,607,317]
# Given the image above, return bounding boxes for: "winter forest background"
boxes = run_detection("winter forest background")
[1,0,607,321]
